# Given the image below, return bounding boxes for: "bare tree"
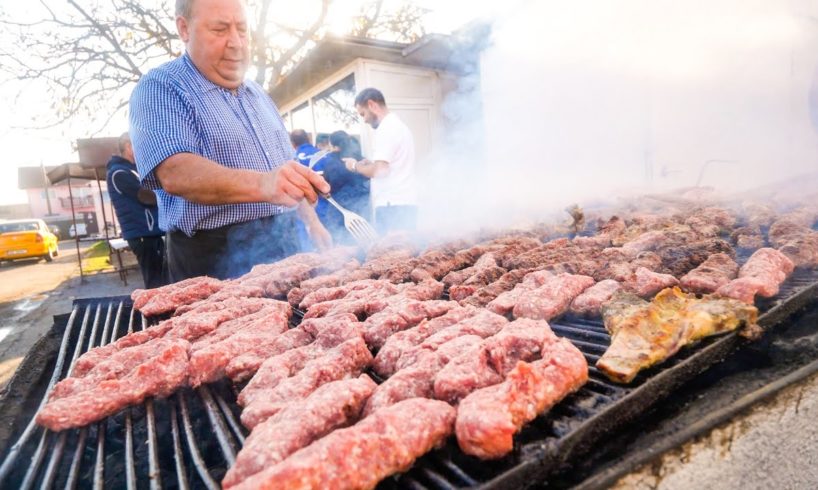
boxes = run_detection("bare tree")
[0,0,178,131]
[0,0,428,133]
[253,0,333,93]
[351,0,427,43]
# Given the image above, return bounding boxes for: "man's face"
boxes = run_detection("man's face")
[356,101,380,129]
[177,0,249,90]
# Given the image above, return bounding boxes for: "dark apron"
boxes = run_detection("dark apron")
[165,212,299,282]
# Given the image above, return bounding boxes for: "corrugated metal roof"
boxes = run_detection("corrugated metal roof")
[77,137,119,170]
[46,163,104,185]
[271,26,489,107]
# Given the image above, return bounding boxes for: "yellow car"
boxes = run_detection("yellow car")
[0,219,60,263]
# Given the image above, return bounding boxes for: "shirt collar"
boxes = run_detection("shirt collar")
[376,111,395,128]
[181,52,251,97]
[108,155,133,168]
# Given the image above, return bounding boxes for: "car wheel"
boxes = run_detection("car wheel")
[45,247,55,262]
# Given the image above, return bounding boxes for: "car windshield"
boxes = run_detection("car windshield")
[0,222,40,233]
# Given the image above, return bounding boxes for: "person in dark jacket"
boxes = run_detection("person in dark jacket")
[321,130,371,244]
[106,132,166,288]
[290,129,325,171]
[290,129,329,252]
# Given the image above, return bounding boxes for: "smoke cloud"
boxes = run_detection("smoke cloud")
[417,0,818,235]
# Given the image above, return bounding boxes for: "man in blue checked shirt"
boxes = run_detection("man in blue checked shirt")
[129,0,332,282]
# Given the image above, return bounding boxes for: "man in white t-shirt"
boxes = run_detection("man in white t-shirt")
[343,88,417,234]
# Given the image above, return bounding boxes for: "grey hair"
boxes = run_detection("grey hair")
[175,0,193,18]
[118,132,131,155]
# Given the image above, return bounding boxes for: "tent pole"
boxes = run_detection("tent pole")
[68,176,84,283]
[95,168,111,243]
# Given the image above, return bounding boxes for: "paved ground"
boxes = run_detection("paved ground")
[0,240,137,387]
[614,369,818,489]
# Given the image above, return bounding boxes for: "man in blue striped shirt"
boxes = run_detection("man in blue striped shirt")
[129,0,331,281]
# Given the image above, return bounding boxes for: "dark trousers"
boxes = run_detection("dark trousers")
[374,205,418,235]
[166,213,299,282]
[127,235,166,289]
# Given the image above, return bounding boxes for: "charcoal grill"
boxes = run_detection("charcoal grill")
[1,270,817,489]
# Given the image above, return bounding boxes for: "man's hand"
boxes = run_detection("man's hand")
[265,161,330,207]
[343,158,383,179]
[136,188,158,206]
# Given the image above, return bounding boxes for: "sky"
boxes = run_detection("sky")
[0,0,494,206]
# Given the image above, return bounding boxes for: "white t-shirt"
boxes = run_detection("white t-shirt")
[370,112,417,207]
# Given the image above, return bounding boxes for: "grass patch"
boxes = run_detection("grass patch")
[83,240,112,272]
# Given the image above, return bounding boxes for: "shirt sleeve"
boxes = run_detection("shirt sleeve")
[129,76,199,190]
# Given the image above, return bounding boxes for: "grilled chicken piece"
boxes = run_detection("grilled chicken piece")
[597,287,758,383]
[599,291,648,329]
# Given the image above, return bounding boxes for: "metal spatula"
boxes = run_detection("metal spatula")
[321,193,378,246]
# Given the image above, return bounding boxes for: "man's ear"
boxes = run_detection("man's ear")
[176,16,190,43]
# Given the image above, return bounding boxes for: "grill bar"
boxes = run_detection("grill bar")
[65,427,87,490]
[198,385,239,466]
[93,421,105,490]
[214,390,246,444]
[179,393,220,490]
[39,430,66,490]
[125,411,136,490]
[65,304,107,490]
[94,302,121,490]
[128,309,164,490]
[20,431,49,490]
[24,305,95,490]
[0,306,79,482]
[438,456,479,486]
[125,307,137,490]
[40,306,99,490]
[146,400,162,490]
[170,400,191,490]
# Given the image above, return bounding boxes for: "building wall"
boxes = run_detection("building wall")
[25,183,113,237]
[279,59,450,171]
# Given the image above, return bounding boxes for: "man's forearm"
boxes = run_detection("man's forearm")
[348,158,388,179]
[155,153,269,204]
[296,200,321,229]
[296,200,332,250]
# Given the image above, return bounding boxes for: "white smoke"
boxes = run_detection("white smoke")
[417,0,818,235]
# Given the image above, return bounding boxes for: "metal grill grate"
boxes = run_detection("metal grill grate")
[1,269,817,489]
[0,300,245,490]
